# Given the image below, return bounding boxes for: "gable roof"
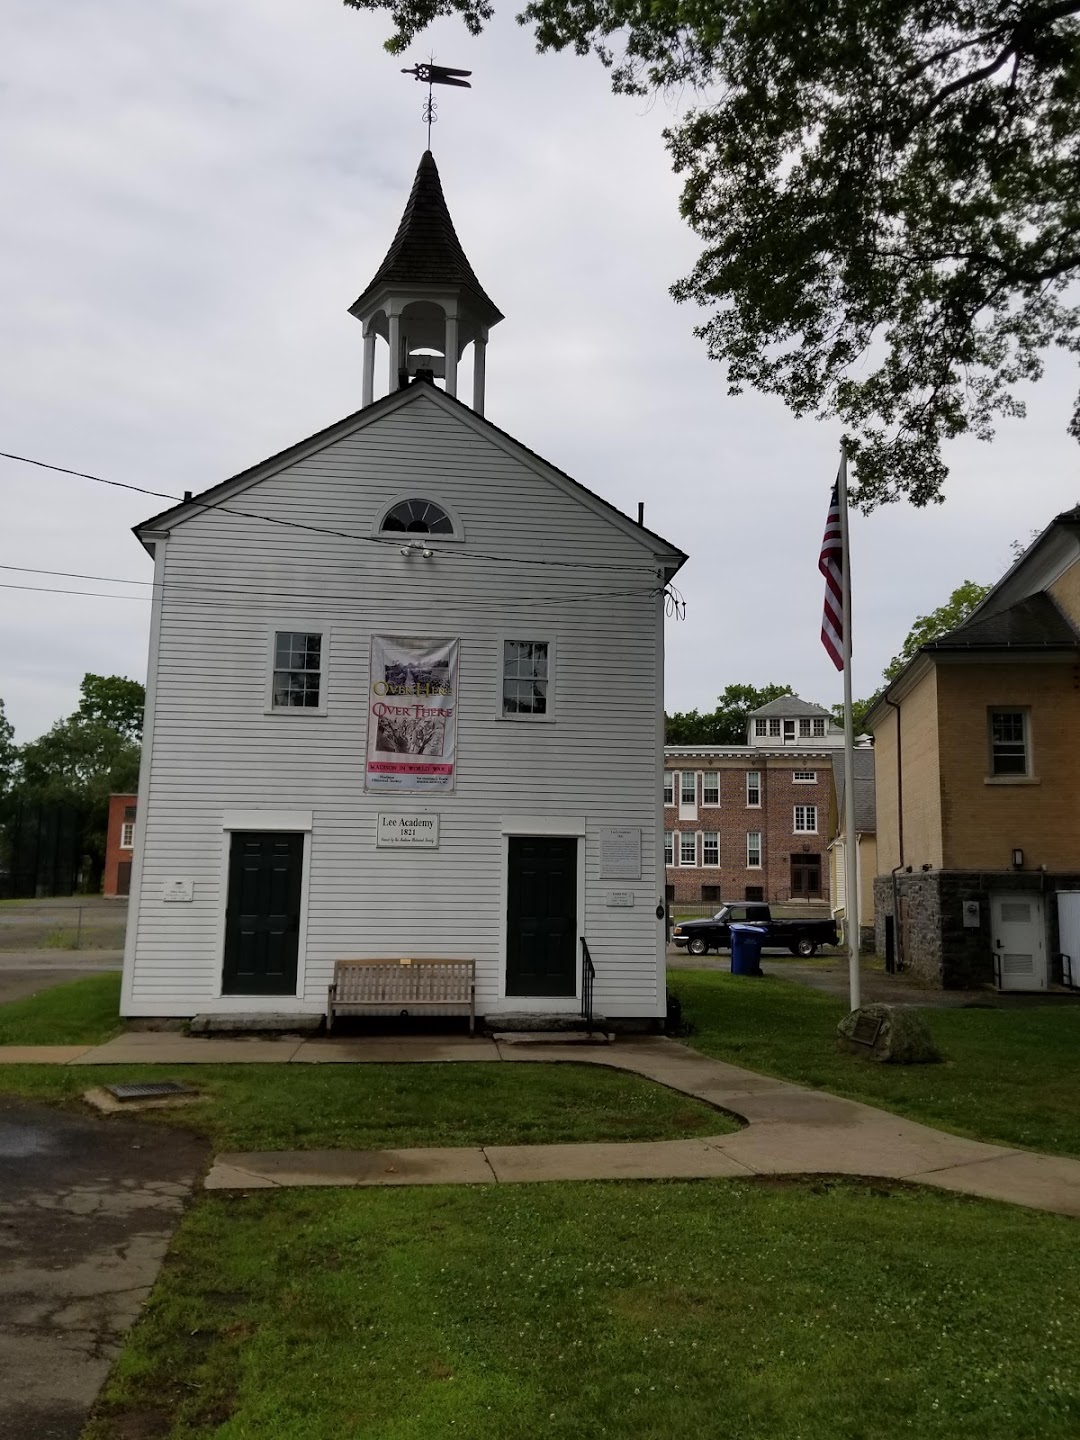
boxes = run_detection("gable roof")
[133,380,686,572]
[350,152,502,326]
[832,749,876,834]
[922,592,1079,651]
[748,695,831,719]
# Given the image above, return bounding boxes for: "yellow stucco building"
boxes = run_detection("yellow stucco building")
[867,504,1080,989]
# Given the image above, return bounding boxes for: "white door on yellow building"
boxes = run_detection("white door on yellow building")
[990,893,1047,991]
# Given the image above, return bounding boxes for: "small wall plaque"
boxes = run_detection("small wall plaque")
[599,827,641,880]
[962,900,980,929]
[607,891,635,907]
[376,813,440,849]
[850,1013,884,1047]
[162,878,193,903]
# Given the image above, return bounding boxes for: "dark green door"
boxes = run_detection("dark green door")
[506,836,577,997]
[222,832,304,996]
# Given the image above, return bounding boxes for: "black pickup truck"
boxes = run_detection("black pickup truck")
[671,903,838,957]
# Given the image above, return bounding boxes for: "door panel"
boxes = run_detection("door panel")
[116,861,132,897]
[992,892,1046,991]
[506,836,577,997]
[223,832,304,996]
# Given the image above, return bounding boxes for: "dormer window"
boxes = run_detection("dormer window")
[380,499,454,535]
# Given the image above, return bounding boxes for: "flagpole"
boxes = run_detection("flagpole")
[838,441,861,1012]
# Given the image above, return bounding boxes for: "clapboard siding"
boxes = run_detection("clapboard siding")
[122,389,676,1018]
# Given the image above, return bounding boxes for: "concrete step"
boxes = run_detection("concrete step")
[189,1013,323,1035]
[492,1030,614,1046]
[487,1012,606,1032]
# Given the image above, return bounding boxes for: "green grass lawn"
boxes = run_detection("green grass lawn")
[671,968,1080,1157]
[0,971,124,1044]
[83,1179,1080,1440]
[0,1061,731,1151]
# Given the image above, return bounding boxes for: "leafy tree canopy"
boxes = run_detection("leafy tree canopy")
[76,673,145,743]
[347,0,1080,507]
[883,579,992,681]
[17,674,143,805]
[0,700,16,800]
[667,682,795,745]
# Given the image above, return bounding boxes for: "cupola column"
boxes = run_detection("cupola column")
[387,310,403,390]
[444,312,459,398]
[362,322,376,407]
[472,328,488,415]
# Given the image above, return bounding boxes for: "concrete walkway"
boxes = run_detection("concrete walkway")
[4,1032,1079,1217]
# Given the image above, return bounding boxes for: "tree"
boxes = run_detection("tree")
[0,700,16,801]
[883,580,992,682]
[346,0,1080,507]
[11,675,144,891]
[667,682,795,745]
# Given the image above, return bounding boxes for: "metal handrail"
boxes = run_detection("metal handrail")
[580,937,595,1034]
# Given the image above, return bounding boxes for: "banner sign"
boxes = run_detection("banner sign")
[366,635,459,791]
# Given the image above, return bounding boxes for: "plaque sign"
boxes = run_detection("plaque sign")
[850,1013,884,1047]
[606,891,635,908]
[599,827,641,880]
[376,813,440,849]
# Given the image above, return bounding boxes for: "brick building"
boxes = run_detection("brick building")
[103,793,137,897]
[664,697,839,906]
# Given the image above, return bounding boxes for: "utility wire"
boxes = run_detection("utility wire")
[0,449,664,574]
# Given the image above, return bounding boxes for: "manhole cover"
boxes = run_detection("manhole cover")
[104,1081,198,1102]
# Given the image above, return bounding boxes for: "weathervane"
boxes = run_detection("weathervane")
[401,60,472,148]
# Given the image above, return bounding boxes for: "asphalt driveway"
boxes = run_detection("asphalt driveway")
[0,1098,206,1440]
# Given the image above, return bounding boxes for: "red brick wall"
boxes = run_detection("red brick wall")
[663,758,832,904]
[103,793,137,897]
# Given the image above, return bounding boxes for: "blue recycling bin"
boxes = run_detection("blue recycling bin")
[729,923,768,976]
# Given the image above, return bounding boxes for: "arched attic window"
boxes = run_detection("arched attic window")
[380,499,455,535]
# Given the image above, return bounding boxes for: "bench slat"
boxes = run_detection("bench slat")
[328,959,475,1033]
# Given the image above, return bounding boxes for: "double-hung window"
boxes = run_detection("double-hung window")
[702,832,719,866]
[812,718,826,737]
[768,718,781,738]
[702,772,719,805]
[746,770,761,807]
[502,640,551,716]
[680,833,697,866]
[990,709,1029,776]
[120,821,135,850]
[794,804,818,834]
[746,831,762,868]
[680,772,697,807]
[798,718,811,737]
[663,771,674,805]
[272,631,323,709]
[754,719,767,737]
[664,831,674,865]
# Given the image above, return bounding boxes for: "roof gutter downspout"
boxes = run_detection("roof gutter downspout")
[885,694,905,972]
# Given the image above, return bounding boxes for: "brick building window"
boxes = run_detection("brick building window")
[813,717,826,736]
[702,884,722,903]
[663,771,674,805]
[120,822,135,850]
[990,709,1029,775]
[702,772,719,805]
[680,772,697,806]
[702,832,719,865]
[745,885,764,902]
[794,805,818,833]
[664,831,673,865]
[747,831,762,867]
[754,719,767,736]
[769,718,781,737]
[746,771,761,807]
[792,770,817,783]
[680,833,697,866]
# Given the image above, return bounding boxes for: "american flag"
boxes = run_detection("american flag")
[819,478,844,670]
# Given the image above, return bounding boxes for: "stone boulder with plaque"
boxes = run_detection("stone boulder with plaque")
[836,1003,942,1065]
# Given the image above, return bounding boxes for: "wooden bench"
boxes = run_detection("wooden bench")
[327,958,476,1033]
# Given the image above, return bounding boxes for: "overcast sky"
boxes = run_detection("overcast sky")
[3,0,1079,742]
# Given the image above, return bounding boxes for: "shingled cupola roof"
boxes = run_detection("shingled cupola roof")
[350,151,503,326]
[351,151,503,413]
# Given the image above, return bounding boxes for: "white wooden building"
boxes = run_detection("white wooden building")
[120,151,686,1024]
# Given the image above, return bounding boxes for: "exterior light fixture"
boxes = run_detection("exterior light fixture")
[1012,848,1024,869]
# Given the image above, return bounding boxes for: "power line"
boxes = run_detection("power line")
[1,449,663,574]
